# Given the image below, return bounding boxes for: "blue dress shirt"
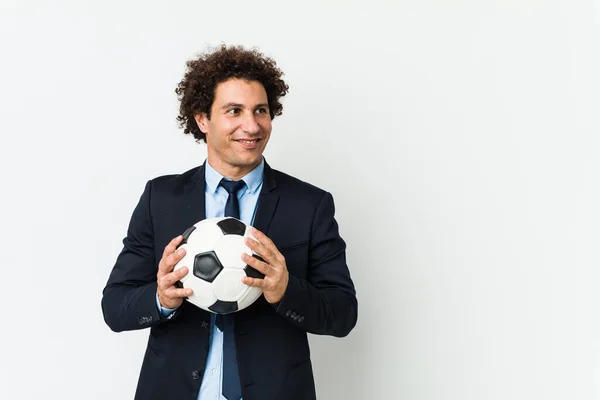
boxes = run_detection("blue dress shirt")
[155,158,264,400]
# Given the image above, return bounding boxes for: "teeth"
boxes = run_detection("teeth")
[239,140,257,143]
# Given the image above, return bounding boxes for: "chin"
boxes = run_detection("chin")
[232,156,261,168]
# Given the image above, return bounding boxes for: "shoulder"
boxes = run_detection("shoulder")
[269,167,332,204]
[146,165,202,193]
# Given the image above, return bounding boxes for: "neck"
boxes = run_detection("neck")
[206,156,261,181]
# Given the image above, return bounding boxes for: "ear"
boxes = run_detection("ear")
[194,113,209,134]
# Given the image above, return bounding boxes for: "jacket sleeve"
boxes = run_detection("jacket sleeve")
[273,192,358,337]
[101,180,170,332]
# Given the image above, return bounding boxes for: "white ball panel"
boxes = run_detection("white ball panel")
[237,286,263,311]
[186,222,225,253]
[173,243,194,283]
[214,235,251,270]
[184,276,218,310]
[212,269,247,302]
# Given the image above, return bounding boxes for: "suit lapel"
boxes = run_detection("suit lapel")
[252,161,279,235]
[175,162,206,233]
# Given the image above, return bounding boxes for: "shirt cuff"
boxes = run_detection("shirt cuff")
[155,292,179,319]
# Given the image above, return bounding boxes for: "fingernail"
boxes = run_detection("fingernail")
[178,248,185,255]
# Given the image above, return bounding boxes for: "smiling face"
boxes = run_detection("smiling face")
[195,78,272,180]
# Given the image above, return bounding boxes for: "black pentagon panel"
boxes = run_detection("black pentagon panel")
[217,218,246,236]
[244,265,265,279]
[176,225,196,249]
[209,300,239,314]
[193,251,223,282]
[245,254,266,279]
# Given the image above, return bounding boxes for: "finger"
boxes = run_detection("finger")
[249,228,286,263]
[159,266,188,288]
[249,227,275,248]
[242,276,266,288]
[245,237,276,264]
[158,246,186,275]
[162,235,183,259]
[167,247,186,267]
[242,253,271,275]
[163,286,193,298]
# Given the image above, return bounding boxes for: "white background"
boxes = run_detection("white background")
[0,0,598,399]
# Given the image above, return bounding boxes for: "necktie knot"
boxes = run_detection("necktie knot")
[219,179,246,195]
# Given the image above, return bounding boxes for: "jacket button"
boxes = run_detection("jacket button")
[285,310,292,317]
[192,370,200,380]
[298,316,304,323]
[201,321,209,330]
[290,312,297,319]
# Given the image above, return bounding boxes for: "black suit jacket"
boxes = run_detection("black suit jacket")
[101,161,358,400]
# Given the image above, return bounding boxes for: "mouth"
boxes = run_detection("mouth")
[234,138,262,149]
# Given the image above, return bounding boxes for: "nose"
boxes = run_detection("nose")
[241,113,260,134]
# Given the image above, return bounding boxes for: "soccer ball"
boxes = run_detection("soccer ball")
[173,217,265,314]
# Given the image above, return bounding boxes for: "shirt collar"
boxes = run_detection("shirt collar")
[205,158,265,194]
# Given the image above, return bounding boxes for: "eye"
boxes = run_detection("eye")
[255,107,269,114]
[227,108,241,116]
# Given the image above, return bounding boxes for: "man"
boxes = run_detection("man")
[101,44,358,400]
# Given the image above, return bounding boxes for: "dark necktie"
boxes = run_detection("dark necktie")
[216,178,245,400]
[220,179,246,220]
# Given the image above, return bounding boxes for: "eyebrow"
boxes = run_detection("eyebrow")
[221,102,269,110]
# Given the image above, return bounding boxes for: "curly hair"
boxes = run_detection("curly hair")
[175,44,289,143]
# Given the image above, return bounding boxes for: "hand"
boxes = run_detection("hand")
[242,227,289,304]
[157,235,193,309]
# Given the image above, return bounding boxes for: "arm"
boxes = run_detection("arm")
[245,192,358,337]
[275,192,357,337]
[101,181,184,332]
